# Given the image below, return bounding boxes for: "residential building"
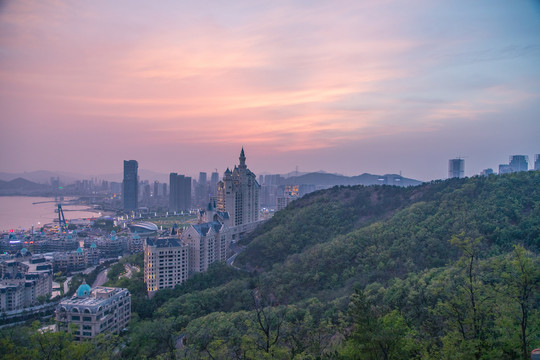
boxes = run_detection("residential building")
[144,237,189,294]
[0,255,52,312]
[181,220,230,274]
[56,285,131,341]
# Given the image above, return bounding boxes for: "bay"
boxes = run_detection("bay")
[0,196,101,232]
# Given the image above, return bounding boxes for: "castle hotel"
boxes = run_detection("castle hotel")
[144,149,263,295]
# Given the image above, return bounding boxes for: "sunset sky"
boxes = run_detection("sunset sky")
[1,0,539,181]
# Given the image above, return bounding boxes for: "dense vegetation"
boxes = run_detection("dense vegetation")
[1,171,539,359]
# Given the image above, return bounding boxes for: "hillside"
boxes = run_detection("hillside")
[3,171,540,359]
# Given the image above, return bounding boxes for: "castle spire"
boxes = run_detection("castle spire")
[239,147,246,167]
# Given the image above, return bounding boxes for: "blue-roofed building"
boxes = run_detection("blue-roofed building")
[76,282,91,297]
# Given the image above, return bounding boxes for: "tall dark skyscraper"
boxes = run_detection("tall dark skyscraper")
[448,158,464,178]
[123,160,138,210]
[169,173,192,212]
[210,172,219,197]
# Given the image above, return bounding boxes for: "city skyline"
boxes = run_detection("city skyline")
[1,1,539,182]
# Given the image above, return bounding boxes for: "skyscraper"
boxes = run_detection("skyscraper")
[169,173,192,212]
[123,160,138,210]
[448,158,464,178]
[195,172,208,207]
[217,148,261,226]
[535,154,540,171]
[509,155,528,172]
[210,171,219,197]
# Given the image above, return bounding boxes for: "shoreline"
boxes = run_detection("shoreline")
[0,196,114,233]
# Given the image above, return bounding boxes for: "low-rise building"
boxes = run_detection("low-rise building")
[56,284,131,341]
[0,254,53,312]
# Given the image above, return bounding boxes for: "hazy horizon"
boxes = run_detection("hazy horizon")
[1,1,539,182]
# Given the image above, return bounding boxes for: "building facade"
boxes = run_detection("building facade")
[217,148,261,226]
[169,173,192,212]
[56,285,131,341]
[0,255,53,312]
[144,237,189,294]
[123,160,138,211]
[181,220,230,274]
[448,158,465,178]
[509,155,529,172]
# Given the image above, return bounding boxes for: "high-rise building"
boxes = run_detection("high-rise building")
[210,172,219,197]
[509,155,528,172]
[123,160,138,210]
[195,172,208,207]
[217,148,261,226]
[153,181,160,198]
[448,158,464,178]
[535,154,540,171]
[144,238,189,294]
[169,173,191,212]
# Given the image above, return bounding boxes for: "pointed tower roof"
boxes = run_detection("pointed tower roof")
[239,147,246,167]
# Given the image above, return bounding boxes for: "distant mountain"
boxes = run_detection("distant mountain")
[0,169,171,185]
[280,171,422,187]
[0,177,53,195]
[0,170,83,184]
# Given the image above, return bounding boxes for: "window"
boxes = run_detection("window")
[83,316,91,322]
[72,315,80,321]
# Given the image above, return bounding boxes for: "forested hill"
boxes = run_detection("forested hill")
[237,171,540,277]
[4,171,539,359]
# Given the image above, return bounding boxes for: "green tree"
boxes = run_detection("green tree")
[343,289,414,360]
[498,245,540,359]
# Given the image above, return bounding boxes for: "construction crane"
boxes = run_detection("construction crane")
[57,204,67,233]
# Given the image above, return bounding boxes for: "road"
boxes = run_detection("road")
[226,243,246,270]
[93,268,109,287]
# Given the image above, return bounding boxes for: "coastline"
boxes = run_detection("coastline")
[0,196,110,232]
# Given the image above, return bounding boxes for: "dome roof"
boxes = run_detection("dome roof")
[20,248,28,255]
[128,222,158,234]
[76,247,83,253]
[76,283,92,297]
[90,242,97,248]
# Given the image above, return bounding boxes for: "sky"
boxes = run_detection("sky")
[1,0,539,182]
